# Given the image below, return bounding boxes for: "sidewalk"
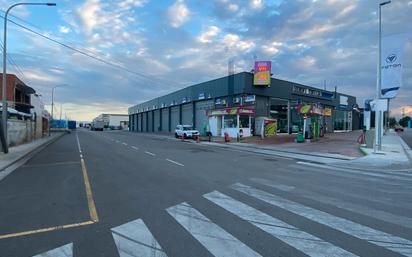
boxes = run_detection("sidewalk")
[0,132,66,181]
[328,132,412,172]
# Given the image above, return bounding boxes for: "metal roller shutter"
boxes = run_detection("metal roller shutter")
[170,106,180,131]
[154,110,160,132]
[137,113,141,132]
[148,111,153,132]
[195,100,214,135]
[181,103,193,125]
[142,112,147,132]
[161,108,169,132]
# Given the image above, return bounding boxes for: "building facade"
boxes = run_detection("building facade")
[128,72,358,137]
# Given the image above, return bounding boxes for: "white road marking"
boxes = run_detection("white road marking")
[166,159,184,167]
[204,191,358,257]
[75,133,82,153]
[167,202,262,257]
[253,178,412,229]
[122,143,128,146]
[233,183,412,257]
[144,151,156,156]
[111,219,167,257]
[251,178,295,191]
[80,154,83,159]
[131,146,139,150]
[296,161,412,182]
[33,243,73,257]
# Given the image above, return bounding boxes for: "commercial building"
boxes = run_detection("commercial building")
[94,114,129,130]
[128,72,358,137]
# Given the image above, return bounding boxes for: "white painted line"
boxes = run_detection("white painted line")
[253,178,412,229]
[122,142,128,146]
[166,159,184,167]
[131,146,139,150]
[33,243,73,257]
[111,219,168,257]
[144,151,156,156]
[250,178,295,192]
[167,202,262,257]
[232,183,412,257]
[296,161,412,182]
[75,133,82,153]
[204,191,358,257]
[116,140,120,143]
[80,154,83,159]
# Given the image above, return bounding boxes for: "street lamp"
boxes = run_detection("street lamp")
[374,0,391,152]
[1,2,56,153]
[50,84,66,136]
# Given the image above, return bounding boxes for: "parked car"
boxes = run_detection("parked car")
[175,125,199,139]
[395,125,404,132]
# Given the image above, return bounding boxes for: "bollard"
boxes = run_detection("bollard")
[196,135,200,143]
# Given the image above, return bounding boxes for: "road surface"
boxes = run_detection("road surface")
[0,129,411,257]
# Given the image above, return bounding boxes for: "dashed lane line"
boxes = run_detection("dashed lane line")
[131,146,139,150]
[166,159,184,167]
[144,151,156,156]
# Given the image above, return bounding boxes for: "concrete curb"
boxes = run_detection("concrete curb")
[0,132,67,172]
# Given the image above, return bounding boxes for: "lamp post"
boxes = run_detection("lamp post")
[1,2,56,153]
[50,84,66,135]
[375,0,391,152]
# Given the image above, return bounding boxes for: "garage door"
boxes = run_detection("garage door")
[161,108,169,132]
[142,112,147,132]
[195,100,214,135]
[170,106,180,131]
[154,110,160,132]
[137,113,141,132]
[148,111,153,132]
[182,103,193,126]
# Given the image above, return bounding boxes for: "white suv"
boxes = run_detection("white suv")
[175,125,199,139]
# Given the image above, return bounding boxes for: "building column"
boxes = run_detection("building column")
[159,109,162,132]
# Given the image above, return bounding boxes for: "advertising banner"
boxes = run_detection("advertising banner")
[253,61,271,86]
[264,119,277,137]
[381,34,406,99]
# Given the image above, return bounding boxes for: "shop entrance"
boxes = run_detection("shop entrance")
[269,98,289,133]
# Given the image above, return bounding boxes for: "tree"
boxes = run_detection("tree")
[388,117,397,128]
[399,116,411,127]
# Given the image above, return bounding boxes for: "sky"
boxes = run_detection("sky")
[1,0,411,121]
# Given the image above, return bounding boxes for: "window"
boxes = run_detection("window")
[224,115,237,128]
[239,116,249,128]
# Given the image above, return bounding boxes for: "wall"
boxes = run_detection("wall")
[8,119,35,146]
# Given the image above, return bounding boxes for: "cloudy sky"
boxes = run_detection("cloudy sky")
[1,0,412,121]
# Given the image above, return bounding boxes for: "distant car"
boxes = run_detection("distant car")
[395,125,404,132]
[175,125,199,139]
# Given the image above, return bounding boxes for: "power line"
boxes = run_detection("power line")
[0,14,181,88]
[0,41,28,82]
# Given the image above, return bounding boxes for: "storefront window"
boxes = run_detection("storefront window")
[224,115,237,128]
[239,115,249,128]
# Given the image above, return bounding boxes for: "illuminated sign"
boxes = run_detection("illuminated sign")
[253,61,271,86]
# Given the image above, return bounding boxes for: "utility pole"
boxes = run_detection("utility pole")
[1,2,56,153]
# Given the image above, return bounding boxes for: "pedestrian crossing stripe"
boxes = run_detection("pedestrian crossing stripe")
[251,177,412,229]
[204,191,359,257]
[111,219,167,257]
[167,202,262,257]
[232,183,412,257]
[32,243,73,257]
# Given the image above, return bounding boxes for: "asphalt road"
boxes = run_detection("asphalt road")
[0,129,411,257]
[400,129,412,149]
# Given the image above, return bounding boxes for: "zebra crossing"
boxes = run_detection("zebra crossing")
[33,178,412,257]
